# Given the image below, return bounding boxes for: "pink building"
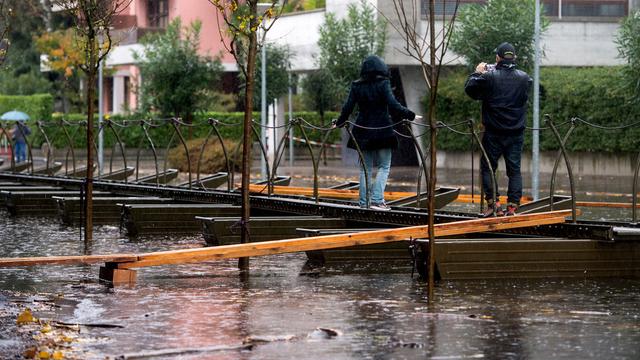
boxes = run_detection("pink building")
[104,0,235,114]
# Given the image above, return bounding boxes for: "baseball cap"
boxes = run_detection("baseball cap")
[495,42,516,60]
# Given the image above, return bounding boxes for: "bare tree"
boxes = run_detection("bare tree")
[0,2,12,66]
[379,0,460,300]
[53,0,132,245]
[207,0,280,271]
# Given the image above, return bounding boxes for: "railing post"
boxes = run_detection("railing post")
[469,119,498,215]
[545,115,578,223]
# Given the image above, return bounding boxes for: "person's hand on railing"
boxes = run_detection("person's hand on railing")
[331,119,338,129]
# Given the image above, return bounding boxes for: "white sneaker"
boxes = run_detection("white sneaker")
[371,203,391,211]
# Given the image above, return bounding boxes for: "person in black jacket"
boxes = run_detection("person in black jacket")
[334,55,419,210]
[465,42,532,217]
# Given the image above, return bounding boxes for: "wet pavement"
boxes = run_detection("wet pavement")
[0,164,639,359]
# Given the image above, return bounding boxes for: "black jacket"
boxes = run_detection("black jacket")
[336,55,415,150]
[464,61,532,135]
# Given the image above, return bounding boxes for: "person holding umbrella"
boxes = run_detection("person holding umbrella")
[1,110,31,163]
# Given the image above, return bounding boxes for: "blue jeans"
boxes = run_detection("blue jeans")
[480,132,524,204]
[359,148,392,207]
[14,141,27,163]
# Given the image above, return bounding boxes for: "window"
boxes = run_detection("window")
[421,0,628,18]
[542,0,627,18]
[148,0,169,28]
[421,0,485,17]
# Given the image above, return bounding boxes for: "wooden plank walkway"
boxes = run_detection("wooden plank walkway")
[248,184,416,200]
[0,209,572,269]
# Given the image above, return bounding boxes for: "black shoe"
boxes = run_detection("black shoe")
[482,201,503,217]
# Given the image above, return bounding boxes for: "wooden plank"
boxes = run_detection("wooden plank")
[456,194,533,204]
[117,210,572,269]
[576,201,640,208]
[0,210,571,268]
[0,254,138,267]
[248,184,415,200]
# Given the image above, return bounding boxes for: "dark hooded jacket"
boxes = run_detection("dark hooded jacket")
[464,61,532,135]
[335,55,415,150]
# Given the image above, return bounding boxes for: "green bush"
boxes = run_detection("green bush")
[167,137,242,173]
[29,111,340,150]
[0,94,53,121]
[429,66,640,153]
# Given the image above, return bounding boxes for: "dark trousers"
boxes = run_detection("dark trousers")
[480,131,524,205]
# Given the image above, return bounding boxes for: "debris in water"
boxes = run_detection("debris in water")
[307,327,342,339]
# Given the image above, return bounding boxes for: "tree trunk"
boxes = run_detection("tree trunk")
[239,6,259,271]
[426,0,437,302]
[84,33,97,248]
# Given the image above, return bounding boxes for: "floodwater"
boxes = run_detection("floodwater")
[1,167,639,359]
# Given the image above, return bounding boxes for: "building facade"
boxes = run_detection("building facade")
[103,0,235,114]
[102,0,638,115]
[268,0,639,118]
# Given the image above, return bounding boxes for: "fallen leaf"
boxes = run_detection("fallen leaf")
[38,350,51,359]
[52,350,64,360]
[41,323,52,334]
[23,347,37,358]
[17,308,38,325]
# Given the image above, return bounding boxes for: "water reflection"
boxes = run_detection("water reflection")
[1,201,639,358]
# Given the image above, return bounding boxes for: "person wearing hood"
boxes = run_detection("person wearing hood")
[334,55,420,210]
[465,42,533,217]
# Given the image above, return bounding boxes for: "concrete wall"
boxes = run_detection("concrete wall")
[437,150,639,177]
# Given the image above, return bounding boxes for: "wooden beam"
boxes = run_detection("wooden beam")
[456,194,533,204]
[0,210,572,269]
[248,184,415,200]
[116,210,571,269]
[576,201,640,208]
[0,254,138,267]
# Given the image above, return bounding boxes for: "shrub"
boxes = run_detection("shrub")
[167,137,241,174]
[429,66,640,153]
[0,93,53,121]
[29,111,340,150]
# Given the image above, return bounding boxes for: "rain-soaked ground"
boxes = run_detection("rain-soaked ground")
[1,164,639,359]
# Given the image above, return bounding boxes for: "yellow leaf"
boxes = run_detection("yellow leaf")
[60,335,74,343]
[17,308,37,325]
[52,351,64,360]
[38,351,51,359]
[41,323,52,333]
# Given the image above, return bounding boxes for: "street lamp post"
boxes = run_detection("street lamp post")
[98,31,104,176]
[257,3,271,180]
[260,35,267,180]
[532,0,541,200]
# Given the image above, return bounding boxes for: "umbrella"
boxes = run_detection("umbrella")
[0,110,30,121]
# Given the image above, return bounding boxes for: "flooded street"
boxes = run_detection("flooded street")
[1,215,639,359]
[1,167,639,359]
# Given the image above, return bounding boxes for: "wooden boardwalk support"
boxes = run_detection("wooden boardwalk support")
[456,194,533,204]
[178,172,228,189]
[54,196,174,225]
[249,184,417,201]
[2,190,110,216]
[30,161,63,175]
[134,169,179,185]
[98,166,135,181]
[199,216,348,246]
[0,210,573,284]
[122,204,241,236]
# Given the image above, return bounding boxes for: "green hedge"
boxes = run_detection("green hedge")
[29,111,340,149]
[431,67,640,153]
[0,94,54,121]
